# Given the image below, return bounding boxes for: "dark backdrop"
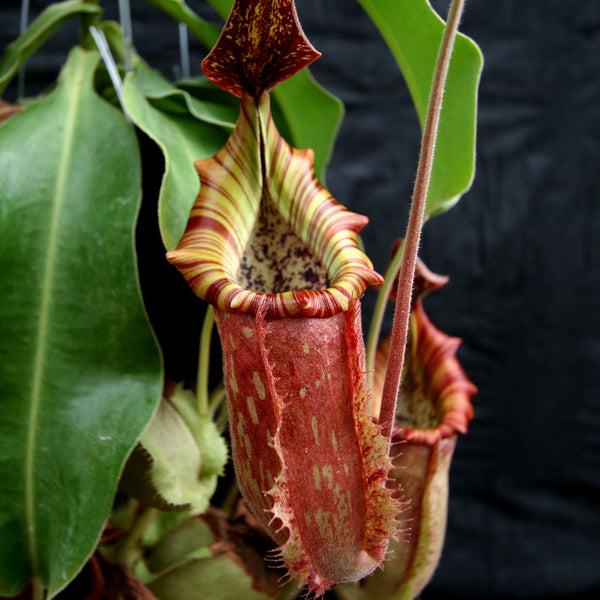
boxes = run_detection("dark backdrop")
[2,1,600,599]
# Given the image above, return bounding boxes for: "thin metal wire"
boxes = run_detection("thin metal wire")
[178,22,191,80]
[18,0,30,98]
[118,0,134,73]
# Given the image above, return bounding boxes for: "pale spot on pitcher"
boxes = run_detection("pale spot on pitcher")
[247,395,259,424]
[322,465,333,489]
[313,464,321,490]
[311,416,319,445]
[331,430,339,452]
[253,371,266,400]
[236,414,252,460]
[229,362,239,396]
[315,508,334,541]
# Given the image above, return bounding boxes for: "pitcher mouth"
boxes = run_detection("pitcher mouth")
[167,93,382,319]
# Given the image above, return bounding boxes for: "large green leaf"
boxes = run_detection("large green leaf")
[0,47,162,597]
[123,63,232,250]
[358,0,483,216]
[0,0,101,96]
[271,69,343,182]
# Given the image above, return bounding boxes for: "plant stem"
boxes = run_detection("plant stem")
[31,578,45,600]
[197,305,215,415]
[379,0,466,439]
[208,381,226,415]
[114,506,159,566]
[78,0,101,50]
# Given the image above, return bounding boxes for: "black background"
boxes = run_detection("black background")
[2,1,600,599]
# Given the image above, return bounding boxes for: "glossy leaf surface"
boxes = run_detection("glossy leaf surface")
[0,0,101,95]
[205,0,235,18]
[358,0,482,216]
[0,47,162,596]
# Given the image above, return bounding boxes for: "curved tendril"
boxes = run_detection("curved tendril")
[379,0,467,439]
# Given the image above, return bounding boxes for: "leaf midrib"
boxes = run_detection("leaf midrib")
[25,55,85,579]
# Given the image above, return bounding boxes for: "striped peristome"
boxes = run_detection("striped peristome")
[167,92,383,319]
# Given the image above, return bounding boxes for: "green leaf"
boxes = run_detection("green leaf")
[204,0,234,20]
[120,386,227,515]
[146,554,276,600]
[144,0,222,48]
[134,68,239,129]
[123,63,231,250]
[0,47,162,596]
[0,0,102,96]
[271,69,343,182]
[358,0,483,216]
[146,517,215,574]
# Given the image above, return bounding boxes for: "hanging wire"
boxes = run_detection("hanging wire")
[17,0,31,99]
[178,22,191,80]
[89,25,131,122]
